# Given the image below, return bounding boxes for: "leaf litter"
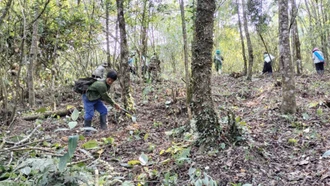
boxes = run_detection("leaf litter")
[1,73,330,185]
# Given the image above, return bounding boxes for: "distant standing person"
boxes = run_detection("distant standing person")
[213,50,224,75]
[92,62,108,79]
[262,52,275,76]
[312,48,325,77]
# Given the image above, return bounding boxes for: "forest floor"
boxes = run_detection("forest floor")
[1,72,330,186]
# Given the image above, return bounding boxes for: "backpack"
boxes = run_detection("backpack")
[314,51,324,61]
[73,77,97,94]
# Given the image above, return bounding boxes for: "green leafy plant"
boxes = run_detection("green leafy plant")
[188,167,217,186]
[162,172,178,186]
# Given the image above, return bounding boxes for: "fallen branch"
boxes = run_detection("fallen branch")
[10,146,60,154]
[1,138,52,152]
[5,125,41,145]
[67,158,93,166]
[21,108,74,121]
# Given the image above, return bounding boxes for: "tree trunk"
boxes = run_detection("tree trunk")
[191,0,220,147]
[28,4,38,108]
[236,0,247,76]
[319,0,328,63]
[290,0,302,74]
[279,0,296,114]
[105,0,111,68]
[179,0,192,119]
[116,0,132,110]
[140,0,149,79]
[304,0,315,47]
[241,0,254,80]
[112,21,118,68]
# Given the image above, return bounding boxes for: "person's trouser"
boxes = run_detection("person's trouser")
[82,94,108,121]
[315,62,324,75]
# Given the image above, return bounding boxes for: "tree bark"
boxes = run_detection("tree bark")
[236,0,247,76]
[191,0,220,147]
[116,0,132,110]
[140,0,149,79]
[290,0,302,74]
[279,0,296,114]
[179,0,192,119]
[241,0,254,80]
[105,0,111,68]
[28,4,38,107]
[22,108,74,121]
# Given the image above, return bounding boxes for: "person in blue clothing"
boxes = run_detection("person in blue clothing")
[312,48,325,77]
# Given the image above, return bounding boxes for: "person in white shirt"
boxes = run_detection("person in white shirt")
[262,52,275,76]
[312,48,325,77]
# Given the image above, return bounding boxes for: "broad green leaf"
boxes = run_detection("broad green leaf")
[35,107,47,113]
[68,135,78,157]
[139,153,149,166]
[309,102,319,108]
[68,121,78,129]
[302,113,310,120]
[66,105,75,110]
[127,160,140,166]
[195,178,203,186]
[132,116,137,123]
[322,150,330,158]
[220,143,226,150]
[82,140,99,149]
[122,181,135,186]
[165,130,173,136]
[20,167,31,175]
[71,108,79,121]
[143,133,149,141]
[317,108,323,116]
[59,153,70,172]
[102,137,114,144]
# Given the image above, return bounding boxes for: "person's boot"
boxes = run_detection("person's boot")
[100,114,108,130]
[83,120,92,136]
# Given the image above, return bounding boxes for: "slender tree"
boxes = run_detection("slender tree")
[179,0,192,119]
[116,0,132,110]
[236,0,247,75]
[28,3,39,107]
[279,0,296,114]
[191,0,220,147]
[105,0,111,67]
[241,0,254,80]
[140,0,149,78]
[290,0,302,74]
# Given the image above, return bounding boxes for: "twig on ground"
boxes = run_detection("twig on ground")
[67,158,93,166]
[7,151,13,166]
[5,125,41,145]
[0,137,52,152]
[95,169,99,186]
[10,147,58,153]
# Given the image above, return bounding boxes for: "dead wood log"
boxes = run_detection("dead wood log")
[21,108,74,121]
